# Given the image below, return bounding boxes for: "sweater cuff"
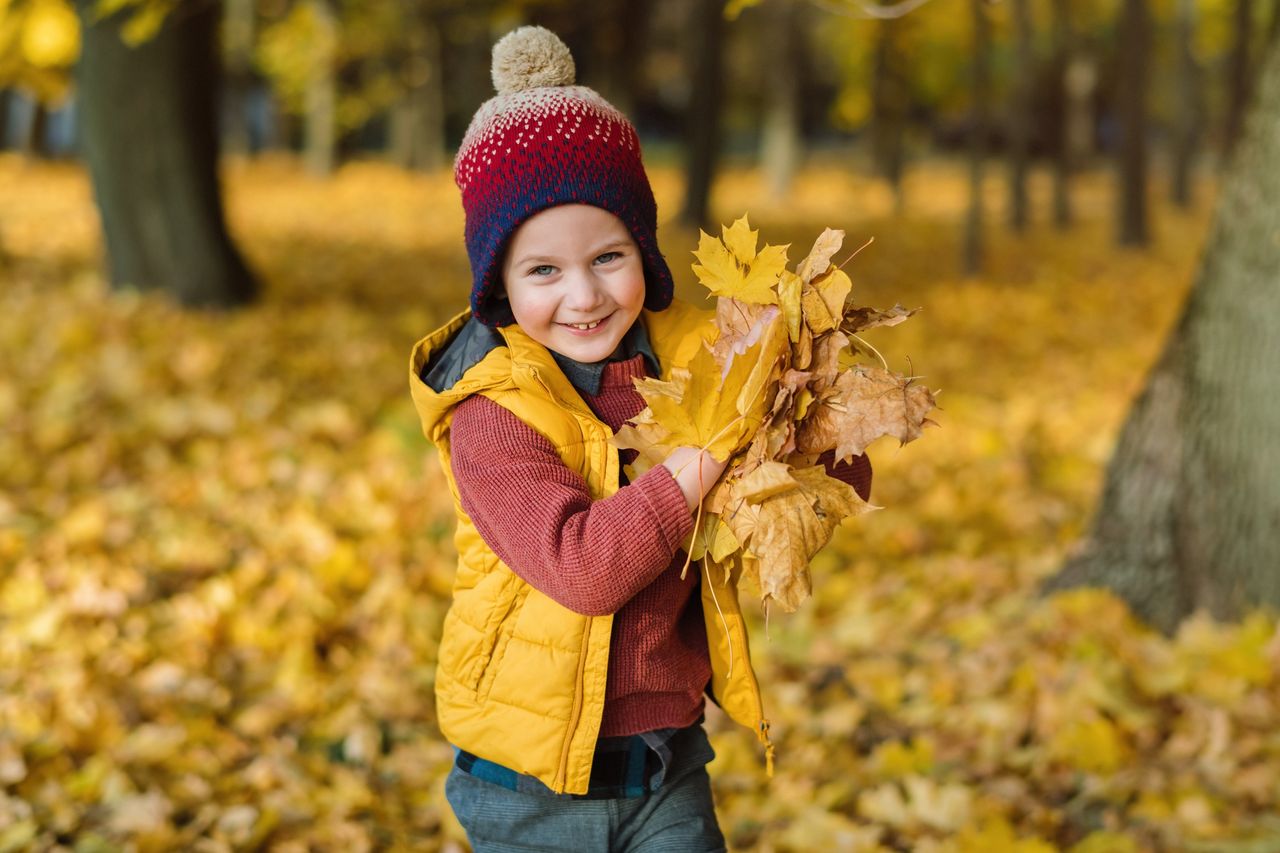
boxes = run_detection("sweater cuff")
[633,465,695,553]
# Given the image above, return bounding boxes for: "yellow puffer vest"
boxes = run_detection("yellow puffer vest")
[408,299,772,795]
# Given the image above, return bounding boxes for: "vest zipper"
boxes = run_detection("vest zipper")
[556,617,593,792]
[526,365,610,793]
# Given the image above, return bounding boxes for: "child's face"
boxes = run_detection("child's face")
[501,204,646,364]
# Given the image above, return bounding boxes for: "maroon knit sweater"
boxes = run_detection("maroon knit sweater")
[449,353,872,737]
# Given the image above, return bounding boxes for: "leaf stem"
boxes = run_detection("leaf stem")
[848,332,889,371]
[836,236,875,270]
[703,556,733,680]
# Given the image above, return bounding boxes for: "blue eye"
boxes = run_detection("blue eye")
[594,251,621,264]
[529,264,556,276]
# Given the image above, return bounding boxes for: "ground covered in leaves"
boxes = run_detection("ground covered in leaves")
[2,154,1277,852]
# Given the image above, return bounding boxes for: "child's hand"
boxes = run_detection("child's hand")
[662,447,729,511]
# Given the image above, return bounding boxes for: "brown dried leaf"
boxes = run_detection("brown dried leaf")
[843,303,919,335]
[797,228,846,284]
[809,331,850,395]
[796,365,939,461]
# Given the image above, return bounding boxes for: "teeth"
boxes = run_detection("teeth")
[566,319,602,330]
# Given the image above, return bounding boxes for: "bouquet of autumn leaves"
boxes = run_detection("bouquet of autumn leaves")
[614,217,937,612]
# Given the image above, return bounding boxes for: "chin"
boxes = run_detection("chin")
[555,338,620,363]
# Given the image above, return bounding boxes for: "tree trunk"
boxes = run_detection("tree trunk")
[964,0,989,275]
[1223,0,1253,160]
[760,0,803,201]
[1044,42,1280,635]
[679,0,726,229]
[871,16,907,214]
[1007,0,1033,232]
[1115,0,1150,247]
[1066,57,1097,165]
[24,101,50,158]
[304,0,337,177]
[1050,0,1073,228]
[0,89,11,151]
[76,0,257,307]
[389,12,445,172]
[1171,0,1200,208]
[592,0,651,116]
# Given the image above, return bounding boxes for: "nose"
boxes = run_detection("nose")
[563,268,606,313]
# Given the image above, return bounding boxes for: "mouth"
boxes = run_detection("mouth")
[557,313,612,332]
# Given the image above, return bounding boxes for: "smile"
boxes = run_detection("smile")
[559,316,608,331]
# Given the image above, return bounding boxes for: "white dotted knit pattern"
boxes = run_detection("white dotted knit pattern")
[454,86,639,191]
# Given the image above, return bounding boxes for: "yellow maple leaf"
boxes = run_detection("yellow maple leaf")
[721,215,759,264]
[691,216,789,305]
[690,230,740,296]
[630,338,768,462]
[777,270,803,342]
[683,512,741,563]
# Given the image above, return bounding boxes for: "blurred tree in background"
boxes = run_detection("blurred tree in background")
[1046,35,1280,635]
[75,0,258,307]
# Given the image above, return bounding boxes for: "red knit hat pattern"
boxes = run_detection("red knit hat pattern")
[455,26,674,327]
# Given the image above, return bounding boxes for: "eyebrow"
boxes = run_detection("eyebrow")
[509,239,633,270]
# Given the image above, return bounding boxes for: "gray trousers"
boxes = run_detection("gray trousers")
[444,730,727,852]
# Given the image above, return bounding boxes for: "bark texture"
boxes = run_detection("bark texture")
[76,0,257,307]
[1045,42,1280,634]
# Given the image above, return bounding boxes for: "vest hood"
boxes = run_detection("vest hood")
[409,310,511,443]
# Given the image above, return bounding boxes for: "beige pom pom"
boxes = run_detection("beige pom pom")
[491,26,576,95]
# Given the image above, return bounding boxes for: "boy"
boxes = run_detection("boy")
[409,26,870,851]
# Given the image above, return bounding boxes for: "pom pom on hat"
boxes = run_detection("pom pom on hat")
[491,26,576,94]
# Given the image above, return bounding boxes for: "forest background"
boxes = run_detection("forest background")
[2,0,1280,850]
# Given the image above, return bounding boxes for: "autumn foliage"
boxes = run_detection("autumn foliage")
[617,217,936,613]
[2,157,1278,852]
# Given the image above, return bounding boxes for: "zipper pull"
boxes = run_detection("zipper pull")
[760,719,775,777]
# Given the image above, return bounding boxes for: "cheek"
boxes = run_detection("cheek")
[505,287,553,328]
[619,265,647,309]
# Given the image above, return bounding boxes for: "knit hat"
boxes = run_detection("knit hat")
[455,26,674,327]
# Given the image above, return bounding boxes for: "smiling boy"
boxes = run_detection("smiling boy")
[408,26,870,851]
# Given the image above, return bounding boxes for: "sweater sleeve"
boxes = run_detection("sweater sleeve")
[819,450,873,502]
[449,394,694,617]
